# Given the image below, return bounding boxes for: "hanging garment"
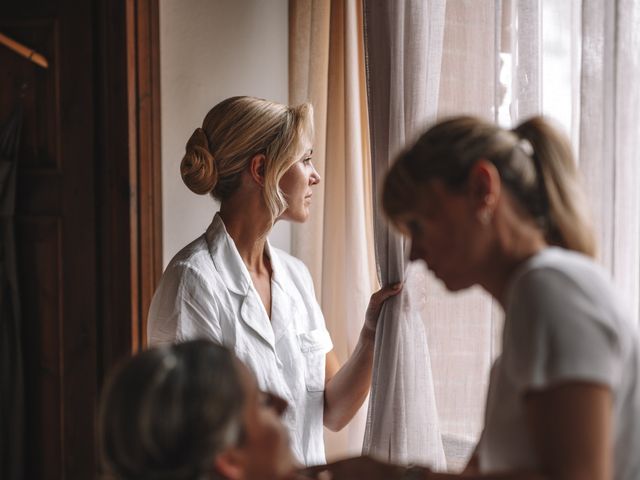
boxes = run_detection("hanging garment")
[0,104,24,480]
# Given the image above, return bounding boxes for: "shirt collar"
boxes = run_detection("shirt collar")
[206,213,278,348]
[264,239,285,289]
[205,213,252,295]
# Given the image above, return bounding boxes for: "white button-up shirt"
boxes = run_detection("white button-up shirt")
[147,214,333,465]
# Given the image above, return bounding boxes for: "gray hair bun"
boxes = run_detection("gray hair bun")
[181,128,218,195]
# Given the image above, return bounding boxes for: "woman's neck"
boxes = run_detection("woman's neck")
[479,206,548,308]
[219,197,273,275]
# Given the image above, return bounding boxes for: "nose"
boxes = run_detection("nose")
[310,165,321,186]
[269,392,289,417]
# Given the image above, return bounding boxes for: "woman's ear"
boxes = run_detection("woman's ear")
[468,159,501,212]
[249,154,266,187]
[213,449,245,480]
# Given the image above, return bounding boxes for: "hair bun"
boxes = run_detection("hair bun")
[181,128,218,195]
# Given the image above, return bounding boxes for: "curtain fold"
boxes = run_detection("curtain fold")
[415,1,506,470]
[579,0,640,321]
[511,0,542,120]
[289,0,378,459]
[289,0,331,294]
[362,0,447,468]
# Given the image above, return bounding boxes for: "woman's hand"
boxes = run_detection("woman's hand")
[322,282,403,431]
[363,283,403,336]
[301,456,415,480]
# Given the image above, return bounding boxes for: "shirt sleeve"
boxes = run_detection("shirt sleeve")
[503,267,623,393]
[147,262,223,345]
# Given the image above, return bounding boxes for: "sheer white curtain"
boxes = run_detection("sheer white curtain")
[362,0,447,468]
[363,0,639,472]
[413,1,506,469]
[578,0,640,322]
[288,0,640,467]
[424,1,544,469]
[363,0,543,469]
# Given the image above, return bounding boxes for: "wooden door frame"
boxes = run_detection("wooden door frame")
[96,0,162,376]
[130,0,163,353]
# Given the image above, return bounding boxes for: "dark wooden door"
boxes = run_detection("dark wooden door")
[1,2,98,478]
[0,0,161,478]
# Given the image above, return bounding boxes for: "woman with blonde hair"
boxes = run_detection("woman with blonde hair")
[307,116,640,479]
[147,96,400,466]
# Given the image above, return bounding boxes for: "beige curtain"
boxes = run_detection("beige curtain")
[289,0,378,459]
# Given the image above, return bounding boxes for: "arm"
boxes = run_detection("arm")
[432,383,612,480]
[461,448,479,476]
[308,382,612,480]
[303,457,543,480]
[148,263,223,345]
[322,283,402,431]
[322,329,374,431]
[523,382,613,480]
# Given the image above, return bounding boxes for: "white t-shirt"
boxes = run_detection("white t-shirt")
[478,247,640,479]
[147,214,333,466]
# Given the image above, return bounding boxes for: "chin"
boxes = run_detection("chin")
[280,207,310,223]
[442,281,466,292]
[440,275,475,292]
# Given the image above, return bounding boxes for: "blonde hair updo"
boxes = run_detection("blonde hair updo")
[180,96,314,224]
[181,128,217,195]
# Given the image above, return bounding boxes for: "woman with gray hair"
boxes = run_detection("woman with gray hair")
[99,340,298,480]
[147,96,401,466]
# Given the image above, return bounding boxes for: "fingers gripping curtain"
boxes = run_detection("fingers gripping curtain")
[362,0,447,467]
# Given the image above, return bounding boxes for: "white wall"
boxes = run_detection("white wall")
[160,0,290,266]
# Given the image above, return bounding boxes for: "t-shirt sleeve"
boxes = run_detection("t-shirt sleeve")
[503,267,623,393]
[147,263,223,345]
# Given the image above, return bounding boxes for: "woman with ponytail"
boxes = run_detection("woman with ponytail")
[147,96,400,467]
[306,116,640,480]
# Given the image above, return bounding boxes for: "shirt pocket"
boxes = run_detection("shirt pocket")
[297,328,333,392]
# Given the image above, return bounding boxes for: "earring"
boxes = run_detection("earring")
[479,209,492,225]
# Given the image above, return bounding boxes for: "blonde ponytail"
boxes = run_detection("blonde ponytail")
[383,115,596,257]
[513,117,596,257]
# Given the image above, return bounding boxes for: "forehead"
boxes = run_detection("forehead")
[287,142,312,164]
[395,179,464,225]
[235,360,257,396]
[299,140,313,156]
[408,179,449,211]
